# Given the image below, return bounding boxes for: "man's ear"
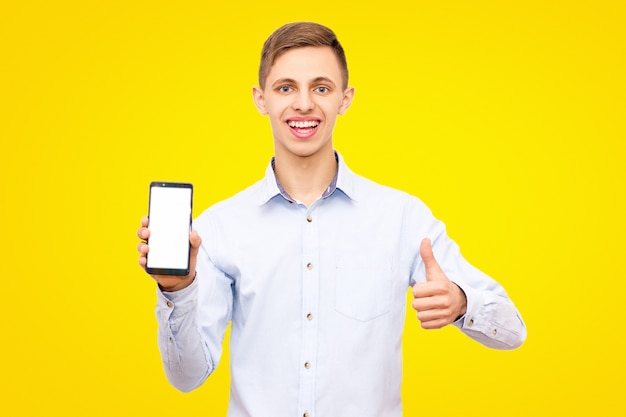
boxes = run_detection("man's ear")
[252,87,268,115]
[338,87,355,115]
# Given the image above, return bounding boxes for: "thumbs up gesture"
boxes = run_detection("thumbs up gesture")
[412,238,467,329]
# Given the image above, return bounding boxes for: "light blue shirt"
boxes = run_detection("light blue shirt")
[156,152,526,417]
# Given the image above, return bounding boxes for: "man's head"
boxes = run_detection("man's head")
[258,22,349,90]
[253,22,354,161]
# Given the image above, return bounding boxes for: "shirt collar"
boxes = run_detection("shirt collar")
[258,151,357,205]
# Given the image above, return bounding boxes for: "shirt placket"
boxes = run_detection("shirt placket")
[298,205,320,417]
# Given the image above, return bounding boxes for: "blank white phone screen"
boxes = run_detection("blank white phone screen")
[147,186,192,270]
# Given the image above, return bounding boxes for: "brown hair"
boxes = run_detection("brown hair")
[258,22,349,90]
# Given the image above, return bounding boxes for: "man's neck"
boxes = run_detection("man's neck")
[273,148,337,207]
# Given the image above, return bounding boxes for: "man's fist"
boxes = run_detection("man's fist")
[411,238,467,329]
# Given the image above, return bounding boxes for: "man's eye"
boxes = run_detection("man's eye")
[279,86,292,93]
[315,86,329,94]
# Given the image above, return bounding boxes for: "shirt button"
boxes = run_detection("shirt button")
[306,215,313,223]
[169,336,174,343]
[307,262,313,270]
[468,319,474,327]
[304,362,311,369]
[306,313,313,321]
[304,413,310,417]
[166,301,173,308]
[492,329,498,336]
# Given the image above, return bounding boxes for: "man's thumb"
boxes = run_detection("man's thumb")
[420,238,444,280]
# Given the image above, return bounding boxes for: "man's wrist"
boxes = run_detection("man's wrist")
[158,271,197,293]
[453,282,468,319]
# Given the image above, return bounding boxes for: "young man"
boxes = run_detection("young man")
[137,22,526,417]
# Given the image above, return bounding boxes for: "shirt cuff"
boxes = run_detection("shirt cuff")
[452,282,524,348]
[156,277,199,318]
[448,280,481,329]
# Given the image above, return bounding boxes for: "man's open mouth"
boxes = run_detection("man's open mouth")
[287,119,321,138]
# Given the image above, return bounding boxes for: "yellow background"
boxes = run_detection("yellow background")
[1,0,624,415]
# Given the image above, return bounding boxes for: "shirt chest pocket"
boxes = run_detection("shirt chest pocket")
[334,256,393,322]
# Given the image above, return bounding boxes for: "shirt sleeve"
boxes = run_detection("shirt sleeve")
[405,196,527,350]
[156,234,234,392]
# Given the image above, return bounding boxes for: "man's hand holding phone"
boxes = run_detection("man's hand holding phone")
[137,215,202,292]
[138,181,200,292]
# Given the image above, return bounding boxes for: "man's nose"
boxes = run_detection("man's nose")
[292,89,314,112]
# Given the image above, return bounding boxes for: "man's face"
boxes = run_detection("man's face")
[253,46,354,160]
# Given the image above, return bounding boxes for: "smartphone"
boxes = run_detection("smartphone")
[146,181,193,276]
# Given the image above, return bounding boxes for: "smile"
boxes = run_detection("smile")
[286,119,321,139]
[287,120,320,129]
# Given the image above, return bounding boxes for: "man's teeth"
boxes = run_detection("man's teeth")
[288,120,319,128]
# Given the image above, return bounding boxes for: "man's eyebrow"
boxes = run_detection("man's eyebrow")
[311,77,336,87]
[271,78,297,88]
